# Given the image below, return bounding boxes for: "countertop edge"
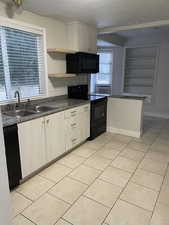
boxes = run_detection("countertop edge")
[2,100,90,128]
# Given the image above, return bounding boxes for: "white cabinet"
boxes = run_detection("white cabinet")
[18,104,90,178]
[45,112,65,163]
[64,107,81,150]
[64,104,90,150]
[67,22,97,53]
[79,104,90,141]
[18,117,46,178]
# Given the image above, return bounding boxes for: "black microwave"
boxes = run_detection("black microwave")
[66,52,99,74]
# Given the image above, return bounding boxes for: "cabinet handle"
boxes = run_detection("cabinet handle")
[46,119,50,124]
[72,138,77,142]
[71,123,77,127]
[71,111,77,116]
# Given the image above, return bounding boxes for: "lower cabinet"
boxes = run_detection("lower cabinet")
[18,117,46,178]
[45,111,65,163]
[64,104,90,150]
[18,104,90,178]
[79,104,90,140]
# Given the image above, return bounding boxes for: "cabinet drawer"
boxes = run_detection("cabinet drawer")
[64,108,79,119]
[66,136,79,150]
[65,120,79,139]
[80,104,90,112]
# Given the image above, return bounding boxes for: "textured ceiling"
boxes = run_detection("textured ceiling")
[1,0,169,28]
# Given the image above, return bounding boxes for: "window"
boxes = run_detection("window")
[124,47,157,96]
[0,21,46,103]
[90,50,113,94]
[96,52,113,85]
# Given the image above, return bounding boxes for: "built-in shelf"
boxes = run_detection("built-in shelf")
[48,73,76,78]
[47,48,76,54]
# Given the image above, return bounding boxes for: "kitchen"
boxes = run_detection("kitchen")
[0,1,169,225]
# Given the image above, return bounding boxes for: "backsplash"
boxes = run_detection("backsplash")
[48,74,89,97]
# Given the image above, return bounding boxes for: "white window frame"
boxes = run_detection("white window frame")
[0,16,48,104]
[122,45,160,103]
[90,48,113,95]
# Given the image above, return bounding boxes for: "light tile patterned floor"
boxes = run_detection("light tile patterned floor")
[12,116,169,225]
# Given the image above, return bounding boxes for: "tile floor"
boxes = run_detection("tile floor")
[11,116,169,225]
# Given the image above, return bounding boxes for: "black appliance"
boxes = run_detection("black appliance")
[89,97,107,140]
[68,85,107,140]
[3,125,22,190]
[66,52,99,74]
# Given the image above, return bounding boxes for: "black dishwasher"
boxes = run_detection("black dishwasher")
[3,125,22,190]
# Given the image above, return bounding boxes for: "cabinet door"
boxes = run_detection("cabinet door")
[78,23,89,52]
[18,118,46,178]
[79,104,90,141]
[88,26,97,53]
[45,112,65,163]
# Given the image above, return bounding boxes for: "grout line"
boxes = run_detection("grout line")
[11,124,169,225]
[129,180,161,192]
[82,194,111,209]
[101,136,156,224]
[20,214,37,225]
[60,218,74,225]
[147,162,169,225]
[119,198,153,213]
[47,192,72,206]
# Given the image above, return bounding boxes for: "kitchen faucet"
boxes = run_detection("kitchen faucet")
[14,91,21,107]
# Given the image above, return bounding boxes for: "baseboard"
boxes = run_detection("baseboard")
[144,112,169,119]
[107,126,141,138]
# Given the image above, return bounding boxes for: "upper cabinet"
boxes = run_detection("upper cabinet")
[67,22,97,53]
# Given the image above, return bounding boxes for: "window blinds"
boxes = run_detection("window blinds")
[0,26,45,102]
[0,33,6,101]
[124,47,157,95]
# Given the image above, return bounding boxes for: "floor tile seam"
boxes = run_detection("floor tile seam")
[147,161,169,224]
[57,156,112,223]
[102,146,150,224]
[47,192,73,206]
[109,163,138,174]
[71,149,97,159]
[128,180,161,192]
[135,166,167,177]
[118,152,145,163]
[82,194,112,209]
[16,165,86,218]
[55,169,109,225]
[19,213,37,225]
[14,179,58,218]
[66,175,93,186]
[93,150,122,161]
[81,147,125,172]
[59,147,126,224]
[60,218,74,225]
[14,188,35,202]
[119,198,154,214]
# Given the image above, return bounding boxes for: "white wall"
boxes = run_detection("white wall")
[0,1,88,97]
[112,46,124,94]
[124,34,169,118]
[0,110,12,225]
[113,32,169,119]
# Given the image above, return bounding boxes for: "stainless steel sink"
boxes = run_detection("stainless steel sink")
[4,109,37,118]
[34,105,57,113]
[4,105,59,118]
